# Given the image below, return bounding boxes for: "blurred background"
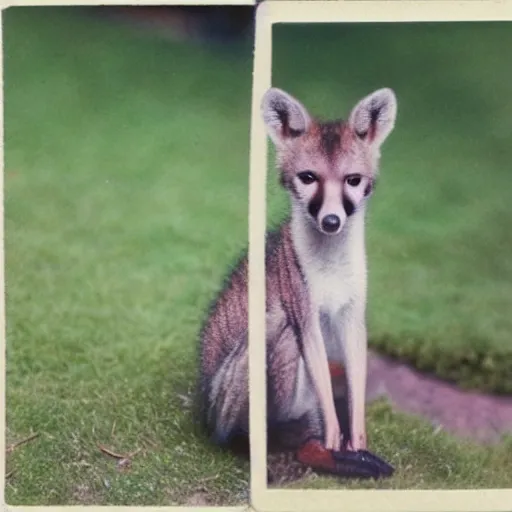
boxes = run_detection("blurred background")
[5,5,254,506]
[269,22,512,396]
[92,5,255,44]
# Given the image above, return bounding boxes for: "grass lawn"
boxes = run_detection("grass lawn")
[5,7,251,505]
[283,401,512,490]
[270,22,512,395]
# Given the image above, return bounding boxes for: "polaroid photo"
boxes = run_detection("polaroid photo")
[249,1,512,511]
[2,1,254,509]
[3,1,512,512]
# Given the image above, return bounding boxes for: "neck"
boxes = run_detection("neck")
[290,204,367,272]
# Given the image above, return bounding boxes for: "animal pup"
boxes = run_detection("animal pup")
[197,86,397,481]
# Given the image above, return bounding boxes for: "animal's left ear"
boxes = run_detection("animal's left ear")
[348,88,397,148]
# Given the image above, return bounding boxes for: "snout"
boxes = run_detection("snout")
[314,180,346,235]
[321,214,341,234]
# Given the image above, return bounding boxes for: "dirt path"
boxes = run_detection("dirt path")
[366,350,512,444]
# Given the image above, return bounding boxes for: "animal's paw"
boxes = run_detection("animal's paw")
[331,448,394,479]
[297,438,394,480]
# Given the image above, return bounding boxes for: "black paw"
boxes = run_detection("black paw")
[331,449,394,479]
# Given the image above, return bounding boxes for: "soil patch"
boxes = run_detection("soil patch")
[367,350,512,443]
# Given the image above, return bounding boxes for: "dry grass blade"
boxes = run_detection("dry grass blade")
[7,432,39,454]
[98,443,142,460]
[128,447,142,457]
[97,443,126,460]
[99,443,143,473]
[199,474,220,484]
[176,392,192,409]
[141,436,158,448]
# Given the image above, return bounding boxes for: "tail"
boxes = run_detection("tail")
[195,333,251,457]
[194,386,251,460]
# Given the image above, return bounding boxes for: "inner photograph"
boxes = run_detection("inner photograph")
[260,20,512,490]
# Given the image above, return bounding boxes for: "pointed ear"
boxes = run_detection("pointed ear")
[261,88,311,147]
[348,88,397,148]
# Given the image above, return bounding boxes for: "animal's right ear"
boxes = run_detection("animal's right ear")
[261,88,311,147]
[348,88,397,149]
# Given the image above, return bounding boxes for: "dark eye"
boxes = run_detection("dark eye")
[346,174,362,187]
[297,171,318,185]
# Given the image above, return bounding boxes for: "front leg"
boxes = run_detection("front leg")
[290,311,394,481]
[301,310,341,451]
[334,306,368,451]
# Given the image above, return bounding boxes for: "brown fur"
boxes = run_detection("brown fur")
[279,118,376,194]
[198,223,313,441]
[197,86,397,483]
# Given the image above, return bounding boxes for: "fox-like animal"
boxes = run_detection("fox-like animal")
[197,86,397,481]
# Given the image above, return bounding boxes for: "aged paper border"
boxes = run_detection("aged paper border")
[248,2,512,512]
[0,2,254,512]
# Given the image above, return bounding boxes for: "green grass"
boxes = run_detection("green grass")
[270,22,512,395]
[282,401,512,490]
[5,7,251,505]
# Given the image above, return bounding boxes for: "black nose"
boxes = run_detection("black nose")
[321,214,341,233]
